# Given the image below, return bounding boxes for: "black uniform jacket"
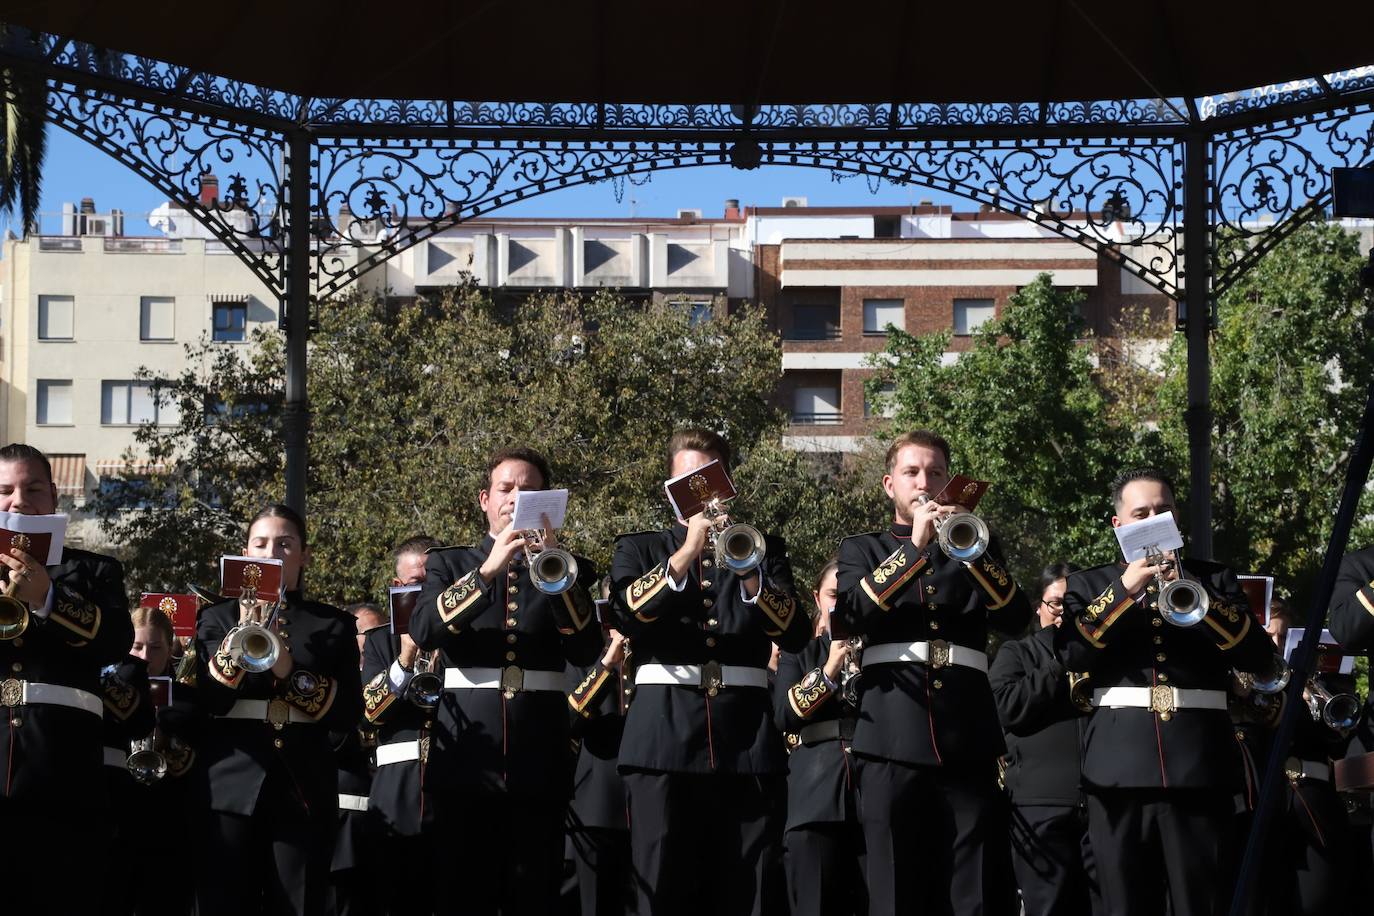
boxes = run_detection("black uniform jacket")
[610,524,809,775]
[990,626,1085,807]
[194,592,362,817]
[774,635,860,831]
[361,625,433,836]
[0,546,131,811]
[567,651,633,831]
[1054,558,1272,790]
[101,655,156,793]
[1330,546,1374,735]
[410,536,601,800]
[833,525,1030,768]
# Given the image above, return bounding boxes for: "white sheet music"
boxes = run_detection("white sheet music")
[1284,628,1355,674]
[1113,511,1184,563]
[0,509,67,564]
[511,489,569,531]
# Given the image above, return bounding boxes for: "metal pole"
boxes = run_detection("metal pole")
[1182,132,1213,557]
[283,130,311,517]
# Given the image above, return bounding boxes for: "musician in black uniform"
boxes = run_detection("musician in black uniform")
[362,534,442,916]
[411,447,602,916]
[331,601,386,916]
[989,562,1099,916]
[774,559,867,916]
[193,504,362,916]
[1054,468,1275,916]
[0,443,133,916]
[833,429,1029,916]
[566,620,636,916]
[99,652,156,916]
[611,427,810,916]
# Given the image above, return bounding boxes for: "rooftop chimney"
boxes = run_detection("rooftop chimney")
[80,197,96,214]
[724,198,741,220]
[199,172,219,206]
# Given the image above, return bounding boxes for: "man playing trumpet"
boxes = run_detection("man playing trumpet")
[611,427,809,916]
[1054,468,1275,916]
[833,429,1029,916]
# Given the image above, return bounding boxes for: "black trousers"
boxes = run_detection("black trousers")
[1008,804,1099,916]
[855,756,1016,916]
[6,803,101,916]
[429,790,565,916]
[1085,787,1234,916]
[1241,781,1354,916]
[784,821,868,916]
[193,791,336,916]
[569,826,637,916]
[623,770,786,916]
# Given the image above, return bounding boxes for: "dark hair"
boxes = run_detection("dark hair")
[667,427,731,473]
[248,504,308,548]
[344,601,384,619]
[0,443,53,484]
[393,534,441,560]
[814,558,840,594]
[1039,562,1079,597]
[1269,595,1291,622]
[486,447,551,490]
[885,430,952,472]
[1110,467,1176,511]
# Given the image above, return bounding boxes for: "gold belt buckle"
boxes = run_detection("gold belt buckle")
[501,666,524,699]
[0,678,22,708]
[1149,684,1176,722]
[701,661,723,697]
[927,640,950,670]
[266,698,292,730]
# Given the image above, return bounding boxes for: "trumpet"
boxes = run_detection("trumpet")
[839,636,864,706]
[126,732,168,786]
[224,594,283,674]
[521,529,579,595]
[0,575,29,641]
[702,498,767,574]
[917,495,989,562]
[1068,671,1095,714]
[1235,653,1291,695]
[406,651,443,709]
[1145,545,1208,627]
[1308,678,1361,732]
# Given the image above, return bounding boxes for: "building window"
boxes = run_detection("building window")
[140,296,175,341]
[789,304,841,340]
[863,299,904,336]
[102,380,181,426]
[37,379,73,425]
[212,300,247,342]
[865,382,898,419]
[38,295,75,340]
[791,386,841,425]
[682,300,713,326]
[954,298,997,336]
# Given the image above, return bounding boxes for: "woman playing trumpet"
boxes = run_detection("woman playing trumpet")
[192,504,361,916]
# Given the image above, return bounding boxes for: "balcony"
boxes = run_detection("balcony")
[104,237,184,254]
[37,237,82,252]
[790,411,843,426]
[784,326,841,341]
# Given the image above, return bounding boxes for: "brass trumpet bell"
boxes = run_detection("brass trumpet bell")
[226,623,282,674]
[0,594,30,641]
[407,652,443,709]
[1308,679,1360,731]
[716,522,767,574]
[1245,654,1291,695]
[127,742,168,785]
[529,547,579,596]
[1158,578,1209,627]
[937,512,990,562]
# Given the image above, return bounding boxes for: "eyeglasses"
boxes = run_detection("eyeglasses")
[1040,599,1064,610]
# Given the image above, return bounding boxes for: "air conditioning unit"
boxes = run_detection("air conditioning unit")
[781,196,808,208]
[677,208,702,221]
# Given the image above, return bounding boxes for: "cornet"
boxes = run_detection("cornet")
[0,533,36,640]
[839,637,864,705]
[225,585,283,674]
[406,651,443,709]
[126,732,168,785]
[702,498,767,574]
[1235,653,1291,695]
[1144,545,1208,627]
[917,495,989,562]
[1308,678,1361,732]
[521,529,579,595]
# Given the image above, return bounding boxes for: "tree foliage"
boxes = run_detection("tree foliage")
[94,284,877,607]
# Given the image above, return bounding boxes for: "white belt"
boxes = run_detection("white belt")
[375,739,422,767]
[635,663,769,689]
[1093,686,1227,715]
[0,678,103,717]
[443,667,565,693]
[861,640,989,673]
[1285,757,1331,782]
[103,746,127,768]
[217,698,312,725]
[338,793,369,812]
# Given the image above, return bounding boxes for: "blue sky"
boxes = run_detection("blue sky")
[11,127,973,236]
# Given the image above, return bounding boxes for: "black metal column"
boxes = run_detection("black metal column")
[1182,132,1213,557]
[283,130,311,517]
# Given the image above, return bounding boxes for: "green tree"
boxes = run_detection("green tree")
[869,274,1158,588]
[1156,221,1374,610]
[94,283,878,610]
